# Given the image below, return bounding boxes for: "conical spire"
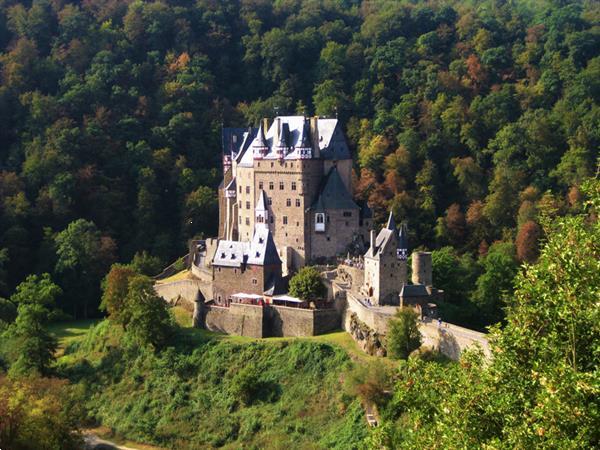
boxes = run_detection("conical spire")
[299,118,312,149]
[396,222,408,261]
[252,121,269,157]
[386,211,396,230]
[255,189,269,228]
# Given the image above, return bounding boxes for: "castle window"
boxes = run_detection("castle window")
[267,198,272,205]
[259,182,263,190]
[269,182,274,190]
[286,199,291,207]
[327,215,330,223]
[291,163,294,168]
[246,218,250,225]
[270,216,274,223]
[279,181,284,190]
[271,162,274,167]
[326,236,330,241]
[238,201,241,209]
[246,201,250,209]
[239,186,242,194]
[345,221,349,226]
[295,199,301,207]
[246,186,250,194]
[252,278,258,285]
[315,213,325,232]
[343,211,352,217]
[291,181,297,191]
[283,216,288,225]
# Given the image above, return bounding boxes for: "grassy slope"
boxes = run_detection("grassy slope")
[54,308,369,449]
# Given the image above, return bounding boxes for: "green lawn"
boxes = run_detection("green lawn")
[49,319,101,348]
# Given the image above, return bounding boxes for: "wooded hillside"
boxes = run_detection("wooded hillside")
[0,0,597,320]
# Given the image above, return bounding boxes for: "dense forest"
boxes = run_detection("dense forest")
[0,0,597,322]
[0,1,598,448]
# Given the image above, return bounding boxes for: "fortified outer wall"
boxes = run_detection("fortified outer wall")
[339,288,490,360]
[155,278,212,311]
[204,303,266,338]
[268,305,339,337]
[203,303,339,338]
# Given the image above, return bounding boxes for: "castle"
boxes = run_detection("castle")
[155,115,490,359]
[219,116,372,272]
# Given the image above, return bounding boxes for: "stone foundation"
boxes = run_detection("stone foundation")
[347,313,386,356]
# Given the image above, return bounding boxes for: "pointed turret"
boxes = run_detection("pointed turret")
[255,189,269,228]
[274,119,290,157]
[397,222,408,261]
[252,121,269,158]
[386,211,396,230]
[297,118,312,159]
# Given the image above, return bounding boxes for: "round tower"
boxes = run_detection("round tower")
[411,251,432,286]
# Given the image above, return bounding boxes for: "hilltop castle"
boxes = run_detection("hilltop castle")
[157,115,443,338]
[219,116,372,272]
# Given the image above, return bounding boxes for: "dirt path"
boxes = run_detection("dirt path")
[84,433,138,450]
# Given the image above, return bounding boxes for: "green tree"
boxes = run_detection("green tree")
[124,275,175,350]
[100,264,138,328]
[55,219,115,318]
[3,303,57,376]
[9,273,62,308]
[386,308,422,359]
[472,242,518,326]
[288,267,327,301]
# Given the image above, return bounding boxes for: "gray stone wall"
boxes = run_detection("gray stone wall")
[155,278,211,309]
[310,209,359,260]
[204,303,266,338]
[268,306,340,337]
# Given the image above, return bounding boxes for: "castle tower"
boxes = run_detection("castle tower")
[412,251,432,286]
[362,212,407,306]
[219,115,354,270]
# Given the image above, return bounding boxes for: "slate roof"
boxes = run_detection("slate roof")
[400,284,430,297]
[238,116,351,165]
[365,212,401,259]
[255,189,268,211]
[360,203,373,219]
[222,127,255,157]
[311,166,359,212]
[246,227,281,266]
[224,177,236,192]
[398,222,408,251]
[213,240,249,268]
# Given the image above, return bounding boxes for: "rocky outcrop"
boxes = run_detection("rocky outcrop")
[348,312,386,357]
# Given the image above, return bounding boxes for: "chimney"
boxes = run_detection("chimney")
[370,230,375,251]
[310,116,320,158]
[262,117,270,134]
